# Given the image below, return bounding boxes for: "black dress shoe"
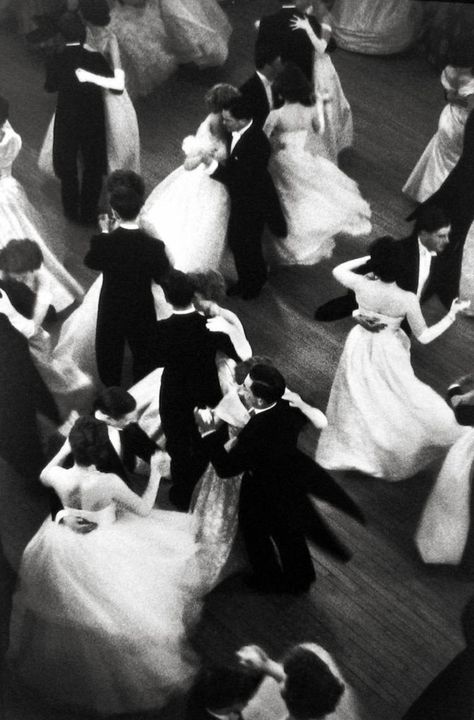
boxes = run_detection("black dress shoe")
[226,283,242,297]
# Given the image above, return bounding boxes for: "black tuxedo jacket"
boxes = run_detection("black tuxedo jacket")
[257,7,335,81]
[85,227,170,324]
[212,123,286,237]
[154,312,239,412]
[239,73,272,129]
[45,44,113,177]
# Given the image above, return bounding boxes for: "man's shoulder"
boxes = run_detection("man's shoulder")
[240,73,260,94]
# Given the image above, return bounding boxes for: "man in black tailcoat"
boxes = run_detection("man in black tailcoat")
[84,171,170,387]
[314,206,453,323]
[205,94,286,300]
[239,44,283,130]
[256,0,336,82]
[45,11,113,223]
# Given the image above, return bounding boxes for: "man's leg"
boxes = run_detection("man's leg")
[229,215,267,298]
[95,309,126,387]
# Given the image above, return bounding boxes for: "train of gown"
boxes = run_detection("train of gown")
[415,427,474,565]
[160,0,232,67]
[8,503,202,715]
[330,0,420,55]
[109,0,178,97]
[265,105,371,265]
[306,52,353,163]
[403,67,474,202]
[0,123,83,312]
[316,312,463,480]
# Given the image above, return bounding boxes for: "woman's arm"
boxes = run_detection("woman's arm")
[40,439,72,487]
[206,309,252,361]
[237,645,286,682]
[332,256,371,290]
[0,289,36,338]
[283,389,328,429]
[110,456,162,516]
[290,14,328,54]
[75,66,125,92]
[405,295,469,344]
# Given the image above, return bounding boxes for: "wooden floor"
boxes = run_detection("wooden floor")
[1,2,474,719]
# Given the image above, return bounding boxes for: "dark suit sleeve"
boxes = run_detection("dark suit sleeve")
[203,424,259,478]
[212,135,271,200]
[84,234,110,271]
[213,331,240,363]
[44,53,60,93]
[148,240,171,284]
[123,423,158,464]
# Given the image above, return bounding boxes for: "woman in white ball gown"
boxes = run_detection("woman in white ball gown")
[141,83,240,271]
[0,107,83,312]
[8,416,203,715]
[291,3,353,163]
[415,376,474,569]
[160,0,232,68]
[316,237,466,481]
[403,66,474,202]
[330,0,420,55]
[263,63,371,266]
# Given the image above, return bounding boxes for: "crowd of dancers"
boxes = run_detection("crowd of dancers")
[1,0,474,718]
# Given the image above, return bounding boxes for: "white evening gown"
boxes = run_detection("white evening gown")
[330,0,420,55]
[415,427,474,565]
[109,0,177,97]
[9,503,202,714]
[140,114,230,271]
[305,51,353,163]
[316,310,463,480]
[264,103,371,265]
[0,122,83,312]
[38,28,140,177]
[403,67,474,202]
[160,0,232,67]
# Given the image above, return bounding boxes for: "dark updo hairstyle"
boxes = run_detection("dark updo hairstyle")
[57,10,86,44]
[162,269,196,308]
[79,0,111,27]
[273,62,315,107]
[189,270,226,304]
[0,239,44,274]
[367,236,403,284]
[69,416,111,468]
[282,645,345,719]
[0,95,9,126]
[205,83,241,114]
[248,363,286,404]
[93,386,137,420]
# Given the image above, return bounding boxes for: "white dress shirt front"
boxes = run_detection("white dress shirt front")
[417,238,436,298]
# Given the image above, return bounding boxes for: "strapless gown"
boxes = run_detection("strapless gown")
[316,310,463,480]
[8,503,203,714]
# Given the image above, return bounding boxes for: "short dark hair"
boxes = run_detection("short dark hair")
[93,387,137,420]
[248,363,285,403]
[69,416,111,467]
[205,83,241,113]
[162,270,196,308]
[368,236,403,284]
[189,270,226,304]
[273,62,314,106]
[57,11,86,43]
[109,186,143,220]
[414,205,450,235]
[234,355,275,386]
[0,239,43,274]
[79,0,111,26]
[193,665,264,712]
[225,94,255,121]
[255,42,281,70]
[282,646,345,719]
[106,170,145,200]
[0,96,9,126]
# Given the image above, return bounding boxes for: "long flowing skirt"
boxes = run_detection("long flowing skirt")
[403,103,467,202]
[0,177,83,311]
[268,133,371,265]
[415,428,474,564]
[140,164,230,271]
[316,326,463,480]
[8,509,202,714]
[160,0,232,67]
[331,0,420,54]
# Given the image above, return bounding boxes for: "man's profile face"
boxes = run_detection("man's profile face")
[239,375,257,410]
[420,225,450,254]
[222,109,246,134]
